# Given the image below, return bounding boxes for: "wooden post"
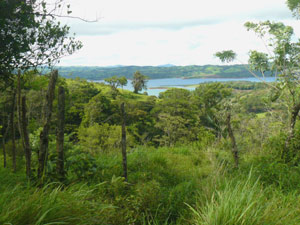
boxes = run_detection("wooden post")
[21,96,31,177]
[226,112,239,168]
[56,86,65,180]
[2,115,10,168]
[38,70,58,179]
[17,71,24,146]
[11,90,16,172]
[121,102,128,182]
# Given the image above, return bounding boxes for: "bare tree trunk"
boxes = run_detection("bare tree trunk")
[226,112,239,168]
[17,71,23,144]
[38,70,58,179]
[17,71,31,176]
[21,96,31,177]
[11,90,16,172]
[56,86,65,180]
[283,102,300,160]
[121,102,128,182]
[2,115,10,168]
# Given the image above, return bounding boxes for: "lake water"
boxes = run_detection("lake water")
[95,77,276,96]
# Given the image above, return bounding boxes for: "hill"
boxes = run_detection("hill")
[52,64,271,80]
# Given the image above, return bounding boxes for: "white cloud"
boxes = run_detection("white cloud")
[58,0,298,66]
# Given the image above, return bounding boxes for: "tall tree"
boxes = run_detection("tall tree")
[131,71,148,94]
[216,20,300,161]
[0,0,82,82]
[38,70,58,179]
[244,21,300,160]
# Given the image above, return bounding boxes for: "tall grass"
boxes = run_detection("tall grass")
[0,180,113,225]
[190,171,300,225]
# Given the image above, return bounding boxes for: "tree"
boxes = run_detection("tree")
[38,70,58,179]
[131,71,148,94]
[153,88,199,146]
[193,82,232,135]
[216,20,300,161]
[104,76,128,98]
[119,76,128,89]
[244,21,300,160]
[0,0,82,82]
[214,50,237,63]
[287,0,300,17]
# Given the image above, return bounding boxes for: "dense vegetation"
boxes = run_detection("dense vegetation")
[48,64,271,80]
[1,72,300,224]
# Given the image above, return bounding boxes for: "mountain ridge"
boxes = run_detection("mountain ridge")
[53,64,271,80]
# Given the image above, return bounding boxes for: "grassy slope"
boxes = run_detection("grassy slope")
[1,145,300,225]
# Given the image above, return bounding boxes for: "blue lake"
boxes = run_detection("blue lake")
[94,77,276,96]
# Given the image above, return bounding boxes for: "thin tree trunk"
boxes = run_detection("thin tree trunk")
[2,115,10,168]
[17,71,23,144]
[17,71,30,176]
[56,86,65,180]
[38,70,58,179]
[283,102,300,160]
[226,112,239,168]
[21,96,31,177]
[121,102,128,182]
[11,90,16,172]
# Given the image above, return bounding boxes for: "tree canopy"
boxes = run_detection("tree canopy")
[0,0,82,82]
[287,0,300,17]
[131,71,148,94]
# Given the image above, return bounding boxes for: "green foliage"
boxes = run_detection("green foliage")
[78,123,135,154]
[2,60,300,224]
[65,145,98,181]
[132,71,148,94]
[0,174,112,224]
[190,171,300,225]
[153,88,199,146]
[0,0,82,81]
[287,0,300,17]
[104,75,127,98]
[194,82,232,132]
[65,78,100,133]
[81,92,114,127]
[214,50,237,63]
[248,50,270,73]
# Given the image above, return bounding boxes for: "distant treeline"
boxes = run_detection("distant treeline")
[46,65,272,80]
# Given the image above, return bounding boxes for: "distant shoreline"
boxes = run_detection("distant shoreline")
[47,64,272,80]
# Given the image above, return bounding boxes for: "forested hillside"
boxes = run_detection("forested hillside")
[1,72,300,224]
[1,0,300,224]
[51,64,270,80]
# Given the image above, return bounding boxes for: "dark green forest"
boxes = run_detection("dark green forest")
[49,64,270,80]
[1,0,300,224]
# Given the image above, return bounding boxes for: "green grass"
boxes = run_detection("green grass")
[1,145,300,224]
[190,170,300,225]
[0,176,113,224]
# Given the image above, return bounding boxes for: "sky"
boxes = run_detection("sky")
[57,0,299,67]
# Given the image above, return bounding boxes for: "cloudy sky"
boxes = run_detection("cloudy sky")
[57,0,299,67]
